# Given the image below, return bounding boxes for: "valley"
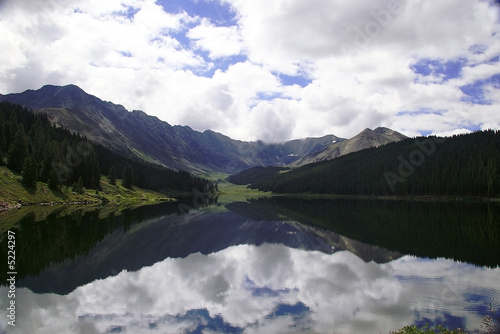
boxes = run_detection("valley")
[0,85,499,334]
[2,1,500,333]
[1,84,499,205]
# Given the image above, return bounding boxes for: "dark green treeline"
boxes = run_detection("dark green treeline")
[229,131,500,197]
[0,101,212,193]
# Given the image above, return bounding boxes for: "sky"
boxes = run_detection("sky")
[0,0,500,142]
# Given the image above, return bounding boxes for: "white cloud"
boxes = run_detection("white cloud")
[2,244,499,334]
[0,0,499,141]
[188,18,243,59]
[218,0,500,139]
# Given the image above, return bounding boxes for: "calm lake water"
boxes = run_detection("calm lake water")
[0,197,499,334]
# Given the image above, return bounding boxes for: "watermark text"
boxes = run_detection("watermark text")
[6,230,16,327]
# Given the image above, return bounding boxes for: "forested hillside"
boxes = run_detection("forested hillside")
[229,131,500,197]
[0,101,211,194]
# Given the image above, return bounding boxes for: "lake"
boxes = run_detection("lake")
[0,197,499,333]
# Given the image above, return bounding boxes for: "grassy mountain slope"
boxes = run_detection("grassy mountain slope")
[0,166,172,209]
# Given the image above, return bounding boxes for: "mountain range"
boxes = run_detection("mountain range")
[0,85,406,174]
[291,127,407,167]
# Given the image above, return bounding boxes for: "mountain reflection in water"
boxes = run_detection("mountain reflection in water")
[0,198,499,334]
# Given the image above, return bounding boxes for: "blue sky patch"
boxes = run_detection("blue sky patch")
[462,123,482,132]
[419,130,433,136]
[255,91,283,102]
[118,51,132,57]
[460,73,500,104]
[244,277,295,298]
[411,58,467,82]
[489,55,500,63]
[413,313,466,332]
[169,22,197,51]
[190,54,248,78]
[464,300,500,319]
[119,5,141,20]
[173,309,243,334]
[469,44,488,55]
[278,73,312,87]
[266,302,312,331]
[157,0,237,26]
[397,109,444,117]
[269,302,310,317]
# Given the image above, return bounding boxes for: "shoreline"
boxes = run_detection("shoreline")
[259,192,500,203]
[0,197,176,213]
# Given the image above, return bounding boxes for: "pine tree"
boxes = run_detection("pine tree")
[29,118,48,164]
[0,112,5,165]
[39,154,53,183]
[122,162,134,189]
[7,128,28,172]
[22,156,38,188]
[72,176,84,194]
[109,166,117,186]
[48,168,59,190]
[77,176,84,194]
[6,110,19,150]
[89,149,101,189]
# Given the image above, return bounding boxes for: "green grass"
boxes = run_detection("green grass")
[0,166,174,209]
[217,181,271,204]
[0,166,98,206]
[194,170,231,181]
[99,175,174,203]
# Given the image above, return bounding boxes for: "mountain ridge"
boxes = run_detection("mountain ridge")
[0,85,403,173]
[291,127,407,167]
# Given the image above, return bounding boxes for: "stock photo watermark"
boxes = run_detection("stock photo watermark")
[177,184,214,222]
[384,136,446,192]
[5,230,17,327]
[340,0,405,56]
[51,141,94,186]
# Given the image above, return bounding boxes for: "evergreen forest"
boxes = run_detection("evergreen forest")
[228,130,500,197]
[0,101,212,194]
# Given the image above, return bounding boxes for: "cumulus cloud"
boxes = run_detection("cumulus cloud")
[188,18,243,59]
[0,0,499,141]
[2,244,499,334]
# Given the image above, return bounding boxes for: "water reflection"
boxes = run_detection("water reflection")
[2,244,499,334]
[1,198,499,333]
[14,206,400,295]
[0,201,182,285]
[238,198,500,267]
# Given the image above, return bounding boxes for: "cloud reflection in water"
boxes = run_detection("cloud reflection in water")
[2,244,499,334]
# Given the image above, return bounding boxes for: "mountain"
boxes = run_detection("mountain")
[0,85,341,173]
[233,130,500,198]
[0,100,212,195]
[291,127,407,167]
